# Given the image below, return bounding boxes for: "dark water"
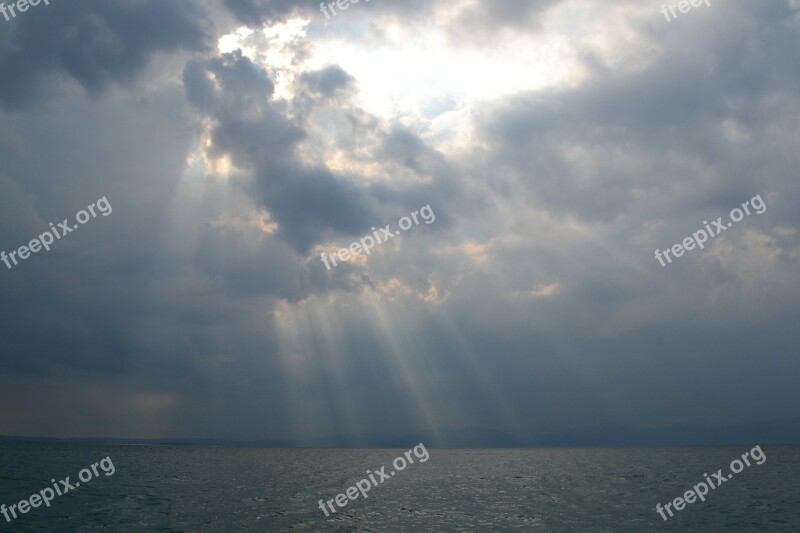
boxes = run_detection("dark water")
[0,443,797,531]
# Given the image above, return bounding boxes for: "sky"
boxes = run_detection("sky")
[0,0,798,442]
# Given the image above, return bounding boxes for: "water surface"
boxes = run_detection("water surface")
[0,444,797,531]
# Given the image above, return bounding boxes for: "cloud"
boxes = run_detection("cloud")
[0,0,799,442]
[0,0,212,107]
[300,65,355,96]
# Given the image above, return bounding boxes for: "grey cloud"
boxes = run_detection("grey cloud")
[0,0,211,107]
[300,65,355,96]
[475,0,800,226]
[0,0,799,442]
[183,51,453,254]
[446,0,563,44]
[222,0,319,25]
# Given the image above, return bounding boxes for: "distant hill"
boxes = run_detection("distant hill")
[533,415,800,447]
[2,415,799,448]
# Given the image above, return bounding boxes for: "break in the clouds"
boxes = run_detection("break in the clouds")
[0,0,799,442]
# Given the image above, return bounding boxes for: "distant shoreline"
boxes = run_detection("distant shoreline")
[2,419,799,450]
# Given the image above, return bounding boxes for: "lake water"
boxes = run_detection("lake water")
[0,444,797,531]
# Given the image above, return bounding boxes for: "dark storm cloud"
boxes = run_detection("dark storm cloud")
[300,65,355,96]
[184,50,277,116]
[183,51,384,251]
[0,0,212,107]
[182,51,455,254]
